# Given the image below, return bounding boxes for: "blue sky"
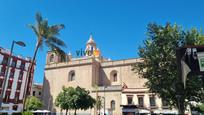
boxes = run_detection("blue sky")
[0,0,204,84]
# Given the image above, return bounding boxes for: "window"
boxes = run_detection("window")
[2,57,8,65]
[149,96,156,107]
[138,96,144,107]
[127,95,133,105]
[113,73,117,82]
[14,93,19,103]
[4,93,10,103]
[50,54,54,62]
[12,105,18,110]
[20,62,25,70]
[111,100,115,110]
[9,69,15,78]
[0,80,3,88]
[16,82,21,90]
[11,60,17,67]
[0,67,6,76]
[7,81,12,89]
[19,72,23,80]
[110,70,118,82]
[33,91,36,96]
[68,71,75,81]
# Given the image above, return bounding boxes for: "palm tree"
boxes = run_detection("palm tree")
[29,12,66,61]
[23,12,66,109]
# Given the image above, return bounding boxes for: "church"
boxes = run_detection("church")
[42,35,178,115]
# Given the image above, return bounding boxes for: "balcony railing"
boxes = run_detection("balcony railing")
[95,85,122,92]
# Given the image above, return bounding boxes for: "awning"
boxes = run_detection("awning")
[138,109,150,114]
[153,110,161,114]
[160,110,178,114]
[32,110,51,113]
[122,108,139,113]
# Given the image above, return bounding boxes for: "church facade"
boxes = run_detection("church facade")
[42,35,178,115]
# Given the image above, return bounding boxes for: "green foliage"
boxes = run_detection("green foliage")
[55,86,96,115]
[22,111,33,115]
[133,23,204,113]
[199,103,204,112]
[26,12,67,112]
[29,12,67,62]
[75,86,96,110]
[192,103,204,113]
[55,87,74,111]
[25,96,42,111]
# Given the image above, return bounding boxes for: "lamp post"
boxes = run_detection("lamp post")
[101,96,105,115]
[103,86,107,115]
[0,41,26,109]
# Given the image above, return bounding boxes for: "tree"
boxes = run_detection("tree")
[55,87,74,115]
[25,96,42,111]
[29,12,66,64]
[191,103,204,113]
[24,12,66,108]
[55,86,96,115]
[133,23,204,114]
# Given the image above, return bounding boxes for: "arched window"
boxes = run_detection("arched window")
[68,71,75,82]
[111,100,115,110]
[113,73,117,82]
[110,70,118,82]
[50,54,54,62]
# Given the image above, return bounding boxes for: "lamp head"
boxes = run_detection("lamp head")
[15,41,26,47]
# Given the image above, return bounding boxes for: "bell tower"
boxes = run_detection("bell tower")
[85,34,100,57]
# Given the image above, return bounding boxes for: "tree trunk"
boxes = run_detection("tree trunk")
[179,102,185,114]
[22,40,40,110]
[27,40,40,93]
[74,109,77,115]
[65,109,68,115]
[177,97,185,114]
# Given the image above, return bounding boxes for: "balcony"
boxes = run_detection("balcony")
[95,85,122,92]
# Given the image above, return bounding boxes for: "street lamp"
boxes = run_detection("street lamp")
[0,40,26,109]
[103,86,107,115]
[101,96,105,115]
